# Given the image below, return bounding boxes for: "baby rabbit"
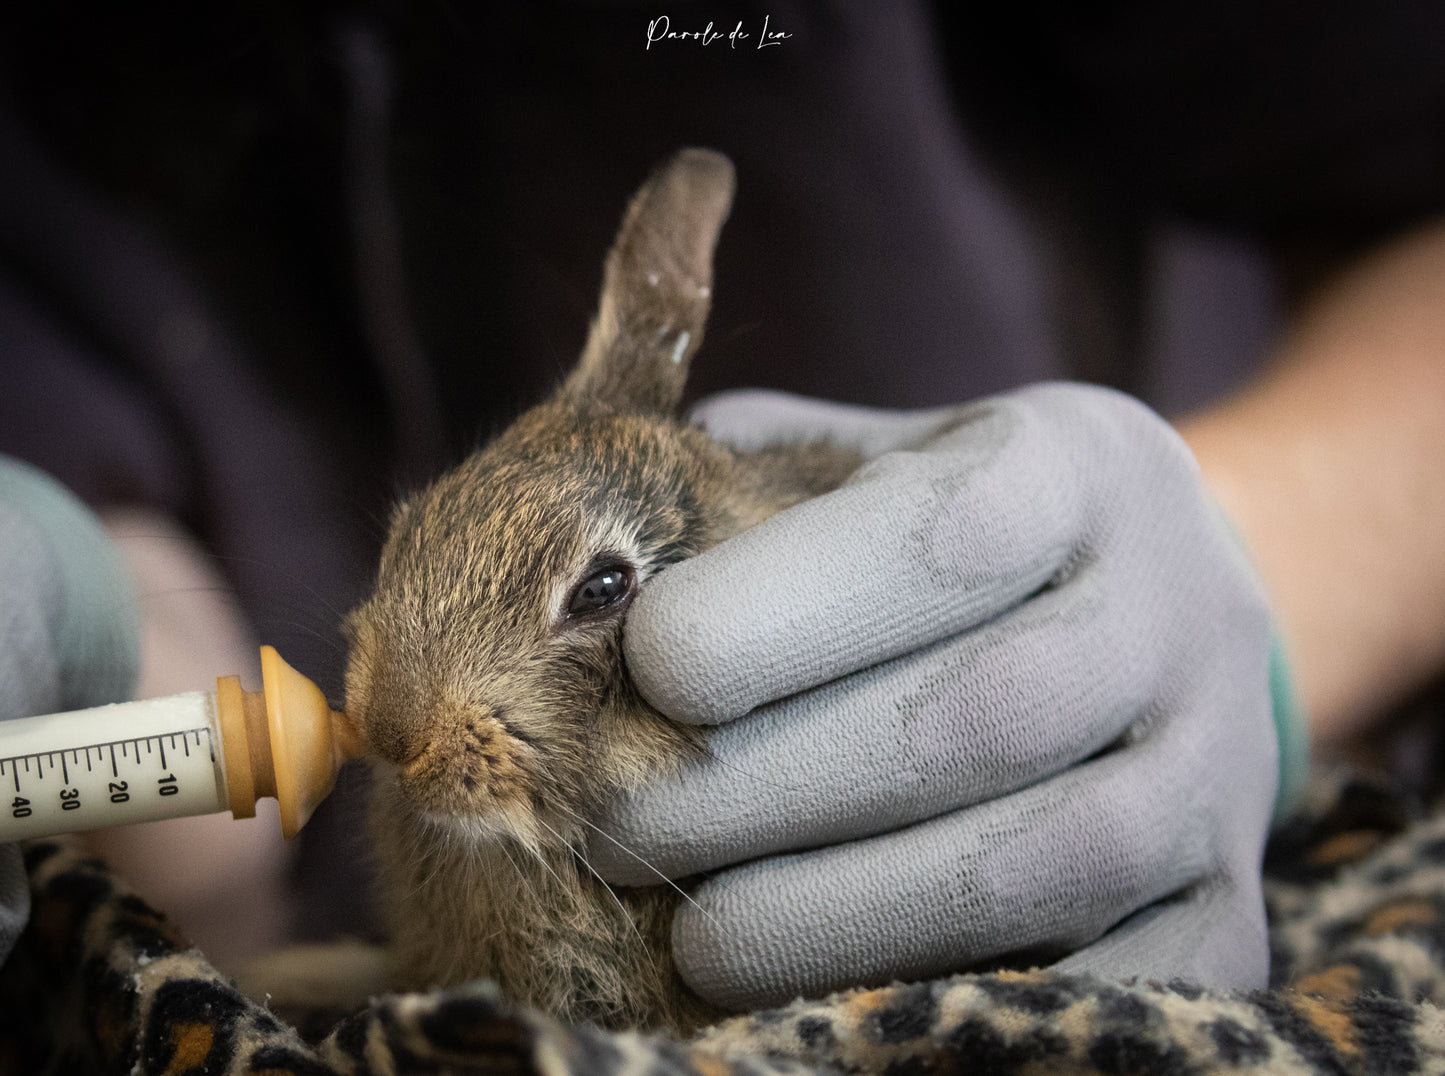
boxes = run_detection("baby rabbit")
[340,149,860,1033]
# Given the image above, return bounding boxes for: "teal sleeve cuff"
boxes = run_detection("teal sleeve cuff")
[1269,630,1310,825]
[1205,494,1309,826]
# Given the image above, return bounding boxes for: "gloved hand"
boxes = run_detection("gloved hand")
[592,382,1292,1010]
[0,456,140,963]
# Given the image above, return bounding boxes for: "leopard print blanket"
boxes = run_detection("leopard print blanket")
[3,769,1444,1076]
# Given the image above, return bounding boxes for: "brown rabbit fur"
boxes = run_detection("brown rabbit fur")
[340,150,861,1033]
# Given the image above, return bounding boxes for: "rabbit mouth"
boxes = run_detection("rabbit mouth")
[374,757,579,856]
[414,795,583,860]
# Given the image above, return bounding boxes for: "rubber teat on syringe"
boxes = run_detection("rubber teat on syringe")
[216,646,366,837]
[0,647,364,842]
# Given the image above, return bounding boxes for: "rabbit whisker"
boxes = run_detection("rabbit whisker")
[534,815,658,976]
[200,549,358,623]
[493,831,546,910]
[515,826,575,899]
[403,824,453,901]
[695,738,806,794]
[555,807,738,941]
[275,620,349,657]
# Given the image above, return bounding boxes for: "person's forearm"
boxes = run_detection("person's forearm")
[1178,218,1445,744]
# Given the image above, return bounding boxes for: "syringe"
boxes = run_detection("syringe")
[0,646,364,842]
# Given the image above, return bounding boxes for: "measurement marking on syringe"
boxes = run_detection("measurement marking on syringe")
[0,724,219,834]
[0,729,215,777]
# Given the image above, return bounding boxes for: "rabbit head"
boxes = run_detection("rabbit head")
[344,150,769,852]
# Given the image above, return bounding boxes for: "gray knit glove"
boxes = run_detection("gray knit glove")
[0,457,140,963]
[594,382,1279,1010]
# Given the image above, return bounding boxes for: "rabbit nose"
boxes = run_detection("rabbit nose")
[399,742,434,777]
[367,717,430,769]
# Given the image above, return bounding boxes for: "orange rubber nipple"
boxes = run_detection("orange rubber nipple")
[215,646,365,838]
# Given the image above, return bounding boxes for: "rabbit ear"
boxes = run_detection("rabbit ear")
[562,148,736,415]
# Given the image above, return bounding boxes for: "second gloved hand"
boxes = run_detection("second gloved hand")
[0,456,140,967]
[590,382,1282,1010]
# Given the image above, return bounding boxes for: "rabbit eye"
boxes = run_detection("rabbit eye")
[566,564,634,618]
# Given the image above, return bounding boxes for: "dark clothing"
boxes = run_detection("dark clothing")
[1,0,1440,937]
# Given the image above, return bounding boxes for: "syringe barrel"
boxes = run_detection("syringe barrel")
[0,692,228,841]
[0,647,361,843]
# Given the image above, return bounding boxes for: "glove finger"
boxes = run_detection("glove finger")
[626,398,1083,724]
[691,389,965,459]
[670,734,1213,1011]
[1051,872,1269,991]
[593,569,1152,884]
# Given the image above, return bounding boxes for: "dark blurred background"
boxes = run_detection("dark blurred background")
[3,0,1443,940]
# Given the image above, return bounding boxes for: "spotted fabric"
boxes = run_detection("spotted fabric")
[3,769,1445,1076]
